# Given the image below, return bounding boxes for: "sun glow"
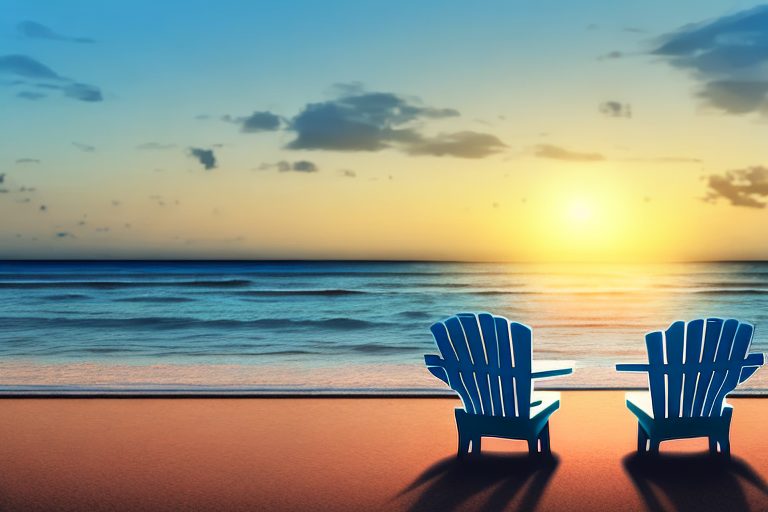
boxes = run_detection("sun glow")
[566,199,594,226]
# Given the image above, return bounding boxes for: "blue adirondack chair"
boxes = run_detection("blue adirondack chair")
[424,312,573,456]
[616,318,764,457]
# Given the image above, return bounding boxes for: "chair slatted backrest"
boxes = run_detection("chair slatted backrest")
[646,318,757,418]
[428,312,533,418]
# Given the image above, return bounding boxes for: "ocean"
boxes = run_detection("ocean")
[0,260,766,394]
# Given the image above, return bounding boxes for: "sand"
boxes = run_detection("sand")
[0,392,765,511]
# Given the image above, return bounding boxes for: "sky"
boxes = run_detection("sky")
[1,0,768,262]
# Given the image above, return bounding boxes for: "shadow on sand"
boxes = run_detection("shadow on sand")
[624,452,768,512]
[398,453,558,512]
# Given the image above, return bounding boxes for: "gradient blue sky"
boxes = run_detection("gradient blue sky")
[2,1,767,260]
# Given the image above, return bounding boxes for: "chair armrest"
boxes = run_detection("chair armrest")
[616,363,650,373]
[424,354,445,366]
[424,354,449,385]
[531,368,573,379]
[744,353,765,367]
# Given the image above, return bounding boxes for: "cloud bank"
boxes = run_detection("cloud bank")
[653,5,768,115]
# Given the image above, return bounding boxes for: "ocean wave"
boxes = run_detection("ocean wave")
[0,279,252,289]
[234,289,367,297]
[693,289,768,295]
[114,297,197,303]
[0,316,387,331]
[40,294,90,300]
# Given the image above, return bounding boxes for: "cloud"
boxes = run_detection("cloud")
[63,83,102,102]
[0,54,103,103]
[73,142,95,152]
[598,51,624,60]
[533,144,605,161]
[17,91,45,100]
[697,81,768,114]
[55,232,75,238]
[652,5,768,115]
[17,21,94,43]
[136,142,177,150]
[291,160,317,172]
[16,158,40,164]
[340,169,357,178]
[403,131,507,158]
[287,90,460,152]
[0,173,5,183]
[621,156,701,164]
[189,147,217,170]
[259,160,318,172]
[0,54,62,80]
[599,101,632,118]
[225,111,282,133]
[704,166,768,208]
[281,86,503,158]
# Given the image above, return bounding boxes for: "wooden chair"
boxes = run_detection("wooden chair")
[425,312,573,456]
[616,318,764,457]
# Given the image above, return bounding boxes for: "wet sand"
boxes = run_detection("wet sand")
[0,392,765,511]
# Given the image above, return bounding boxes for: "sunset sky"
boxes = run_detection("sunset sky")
[2,0,768,261]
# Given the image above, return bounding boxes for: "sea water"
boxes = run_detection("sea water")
[0,261,766,393]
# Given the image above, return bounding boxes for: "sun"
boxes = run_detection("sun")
[566,198,594,225]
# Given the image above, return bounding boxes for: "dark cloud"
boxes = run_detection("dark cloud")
[704,166,768,208]
[340,169,357,178]
[0,54,102,103]
[653,5,768,115]
[16,158,40,164]
[533,144,605,162]
[283,87,503,158]
[598,51,624,60]
[73,142,95,152]
[697,81,768,114]
[55,231,75,238]
[599,101,632,118]
[0,173,5,183]
[39,205,47,212]
[259,160,318,172]
[63,83,102,102]
[17,91,45,100]
[225,111,282,133]
[17,21,94,43]
[0,54,62,80]
[403,131,507,158]
[291,160,317,172]
[189,147,217,170]
[136,142,177,150]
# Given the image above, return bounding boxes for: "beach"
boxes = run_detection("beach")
[0,391,765,511]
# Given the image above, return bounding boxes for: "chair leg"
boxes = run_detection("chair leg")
[719,438,731,458]
[709,437,718,455]
[457,433,470,457]
[637,424,648,453]
[527,437,539,456]
[471,437,482,455]
[456,420,470,457]
[648,439,660,456]
[539,422,552,455]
